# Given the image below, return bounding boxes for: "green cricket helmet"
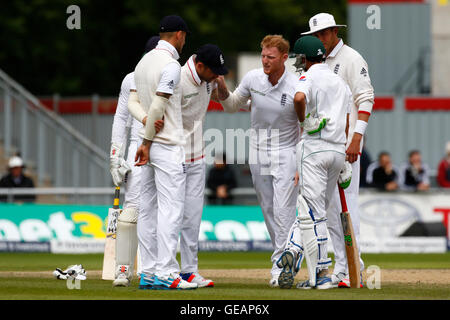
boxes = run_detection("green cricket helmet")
[293,36,326,60]
[291,35,326,73]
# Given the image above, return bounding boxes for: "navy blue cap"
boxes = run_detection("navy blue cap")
[144,36,160,53]
[195,44,228,75]
[159,15,190,34]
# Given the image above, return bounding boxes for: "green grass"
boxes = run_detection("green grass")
[1,252,449,272]
[0,252,449,300]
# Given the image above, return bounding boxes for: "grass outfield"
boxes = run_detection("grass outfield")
[0,252,449,300]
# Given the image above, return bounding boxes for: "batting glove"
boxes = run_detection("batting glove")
[110,143,131,186]
[338,161,352,189]
[301,113,329,135]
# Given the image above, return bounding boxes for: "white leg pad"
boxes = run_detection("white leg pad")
[115,207,138,279]
[297,194,319,286]
[299,215,319,287]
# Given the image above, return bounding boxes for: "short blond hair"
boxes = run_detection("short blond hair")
[260,35,290,54]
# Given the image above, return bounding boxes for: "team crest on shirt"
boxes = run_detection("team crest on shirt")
[206,83,211,94]
[334,64,340,74]
[280,93,287,106]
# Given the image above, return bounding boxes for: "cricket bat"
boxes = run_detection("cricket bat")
[102,186,121,280]
[338,184,361,288]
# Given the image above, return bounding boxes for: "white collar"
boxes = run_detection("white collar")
[307,63,329,72]
[327,39,344,58]
[155,40,180,60]
[186,55,201,86]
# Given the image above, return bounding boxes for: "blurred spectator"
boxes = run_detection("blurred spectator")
[399,150,430,191]
[0,156,36,203]
[207,153,237,205]
[369,151,399,191]
[437,141,450,188]
[360,147,372,188]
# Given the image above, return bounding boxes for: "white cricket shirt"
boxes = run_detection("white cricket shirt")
[134,40,184,145]
[295,63,351,151]
[180,55,214,162]
[111,72,133,146]
[325,39,374,148]
[236,68,300,151]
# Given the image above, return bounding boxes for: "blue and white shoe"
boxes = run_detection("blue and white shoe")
[277,250,296,289]
[296,274,333,290]
[316,275,333,289]
[138,273,155,290]
[152,273,198,290]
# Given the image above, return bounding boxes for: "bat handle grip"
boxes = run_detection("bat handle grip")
[337,183,348,213]
[113,186,120,209]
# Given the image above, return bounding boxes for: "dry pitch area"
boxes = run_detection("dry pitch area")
[0,252,449,300]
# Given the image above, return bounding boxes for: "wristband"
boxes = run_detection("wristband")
[354,119,368,136]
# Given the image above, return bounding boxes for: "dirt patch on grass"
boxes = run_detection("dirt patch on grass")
[200,269,450,285]
[0,268,448,285]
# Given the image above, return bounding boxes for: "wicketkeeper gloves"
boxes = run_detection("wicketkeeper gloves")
[53,264,87,280]
[110,142,131,186]
[338,161,352,189]
[301,113,330,135]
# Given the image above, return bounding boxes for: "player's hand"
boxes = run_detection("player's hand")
[294,171,299,186]
[142,116,147,126]
[154,119,164,134]
[135,140,151,166]
[346,134,362,163]
[215,76,229,100]
[110,143,131,186]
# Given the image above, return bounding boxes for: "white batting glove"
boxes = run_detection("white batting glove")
[301,113,330,135]
[338,161,352,189]
[110,143,131,187]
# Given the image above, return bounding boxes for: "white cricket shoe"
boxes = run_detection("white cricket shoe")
[113,265,131,287]
[153,273,198,290]
[338,273,364,288]
[331,272,346,288]
[180,272,214,288]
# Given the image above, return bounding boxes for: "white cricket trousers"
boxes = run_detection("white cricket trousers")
[326,157,364,275]
[180,157,206,274]
[250,146,298,278]
[137,142,186,277]
[124,139,142,209]
[298,140,345,266]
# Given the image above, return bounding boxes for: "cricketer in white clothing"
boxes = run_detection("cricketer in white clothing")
[277,35,351,290]
[216,35,300,287]
[109,36,160,287]
[132,15,198,291]
[302,13,375,287]
[128,44,229,288]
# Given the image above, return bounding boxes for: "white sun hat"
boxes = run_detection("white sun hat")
[8,156,24,168]
[301,13,347,35]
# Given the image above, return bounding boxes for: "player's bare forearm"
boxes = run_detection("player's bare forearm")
[294,92,306,123]
[135,139,151,166]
